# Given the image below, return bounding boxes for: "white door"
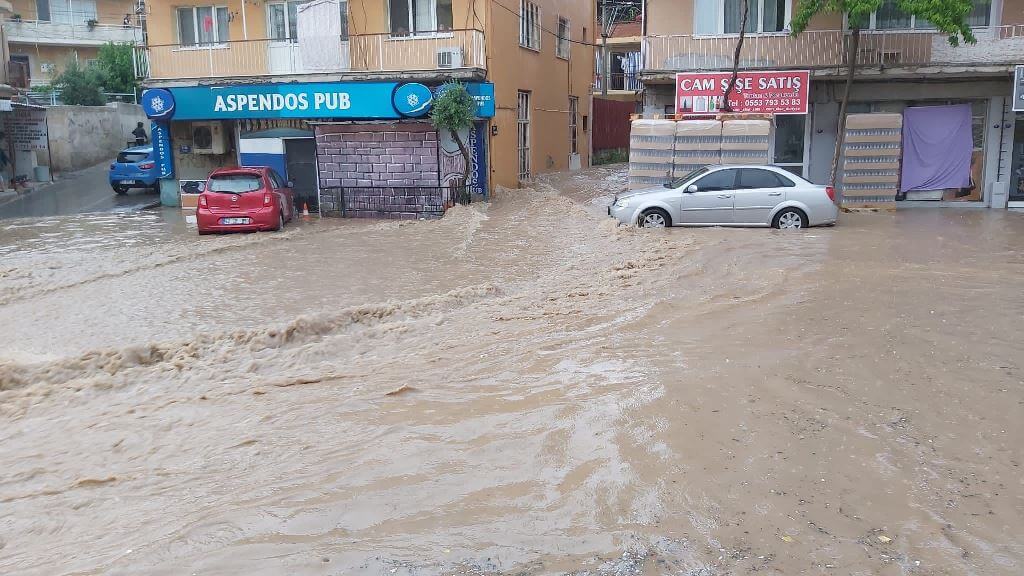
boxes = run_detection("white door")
[267,2,303,74]
[680,168,736,224]
[732,168,790,224]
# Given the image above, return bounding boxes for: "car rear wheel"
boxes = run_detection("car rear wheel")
[773,208,807,229]
[113,185,129,195]
[638,208,671,228]
[274,211,284,231]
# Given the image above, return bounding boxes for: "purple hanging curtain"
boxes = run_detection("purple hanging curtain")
[900,104,972,192]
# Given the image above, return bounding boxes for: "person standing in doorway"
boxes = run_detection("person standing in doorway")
[132,122,148,146]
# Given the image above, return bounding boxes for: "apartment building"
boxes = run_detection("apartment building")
[136,0,592,214]
[595,7,641,102]
[640,0,1024,208]
[4,0,143,88]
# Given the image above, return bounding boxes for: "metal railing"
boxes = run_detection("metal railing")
[17,90,138,106]
[642,26,1024,72]
[137,29,486,80]
[3,19,142,44]
[594,72,643,92]
[320,184,467,218]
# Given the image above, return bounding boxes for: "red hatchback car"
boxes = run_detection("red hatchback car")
[197,167,295,234]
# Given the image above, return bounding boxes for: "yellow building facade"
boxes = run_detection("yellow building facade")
[138,0,593,213]
[4,0,142,87]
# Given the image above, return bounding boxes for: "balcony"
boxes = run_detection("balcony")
[642,26,1024,76]
[137,29,486,81]
[4,19,142,46]
[594,72,643,93]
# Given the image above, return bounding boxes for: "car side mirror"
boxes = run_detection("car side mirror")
[286,180,295,188]
[685,184,698,193]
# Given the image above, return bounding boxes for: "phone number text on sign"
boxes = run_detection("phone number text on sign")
[675,70,810,115]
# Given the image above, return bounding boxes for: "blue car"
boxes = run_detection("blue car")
[109,146,158,194]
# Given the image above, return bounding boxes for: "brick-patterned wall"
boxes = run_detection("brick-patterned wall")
[315,122,444,219]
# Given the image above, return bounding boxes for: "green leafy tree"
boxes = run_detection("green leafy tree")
[430,81,475,192]
[790,0,975,188]
[97,42,137,96]
[53,59,106,106]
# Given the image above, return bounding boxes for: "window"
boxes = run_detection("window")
[35,0,50,21]
[695,0,787,35]
[41,0,98,25]
[208,173,263,193]
[870,0,989,29]
[693,169,736,191]
[569,96,578,154]
[340,0,349,39]
[270,170,287,188]
[177,6,229,46]
[520,0,541,50]
[117,151,149,163]
[518,91,531,181]
[389,0,452,36]
[738,168,792,189]
[556,16,570,59]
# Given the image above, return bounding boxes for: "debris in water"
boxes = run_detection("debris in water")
[780,535,794,543]
[876,535,892,543]
[385,384,417,396]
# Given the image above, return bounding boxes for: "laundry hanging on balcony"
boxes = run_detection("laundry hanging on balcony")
[900,104,972,193]
[297,0,346,72]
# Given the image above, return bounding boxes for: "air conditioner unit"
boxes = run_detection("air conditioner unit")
[436,47,463,69]
[192,121,227,155]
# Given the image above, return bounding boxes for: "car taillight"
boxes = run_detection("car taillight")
[199,194,208,208]
[825,186,836,202]
[263,193,272,206]
[138,162,155,169]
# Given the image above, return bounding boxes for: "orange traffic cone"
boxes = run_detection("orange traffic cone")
[302,202,311,219]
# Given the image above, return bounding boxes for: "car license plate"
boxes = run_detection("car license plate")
[121,180,137,185]
[220,217,250,225]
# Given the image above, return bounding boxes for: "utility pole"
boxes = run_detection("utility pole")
[600,0,609,97]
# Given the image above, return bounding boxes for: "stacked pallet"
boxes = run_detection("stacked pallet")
[628,119,676,189]
[720,119,771,165]
[673,120,722,178]
[841,114,902,207]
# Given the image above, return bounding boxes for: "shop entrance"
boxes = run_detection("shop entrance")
[285,138,318,212]
[1009,114,1024,206]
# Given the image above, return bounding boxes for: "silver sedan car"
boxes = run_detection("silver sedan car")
[609,165,838,229]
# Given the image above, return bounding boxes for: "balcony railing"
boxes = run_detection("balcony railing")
[642,26,1024,72]
[3,19,142,45]
[594,72,643,92]
[137,29,486,80]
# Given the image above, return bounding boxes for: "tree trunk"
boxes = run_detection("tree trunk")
[451,128,472,203]
[721,0,749,113]
[830,27,860,195]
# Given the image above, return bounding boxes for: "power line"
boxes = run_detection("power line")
[489,0,604,47]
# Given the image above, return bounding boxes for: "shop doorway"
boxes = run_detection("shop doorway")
[285,138,317,212]
[1009,114,1024,206]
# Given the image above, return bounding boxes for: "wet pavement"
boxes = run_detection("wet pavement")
[0,163,159,220]
[1,166,1023,575]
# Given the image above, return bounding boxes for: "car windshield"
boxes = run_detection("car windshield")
[117,152,149,164]
[208,174,262,193]
[665,167,709,189]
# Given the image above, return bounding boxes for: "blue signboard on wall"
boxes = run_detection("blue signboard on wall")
[151,121,173,178]
[465,83,495,118]
[142,81,496,122]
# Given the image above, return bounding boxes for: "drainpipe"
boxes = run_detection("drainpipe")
[601,1,609,97]
[241,0,248,39]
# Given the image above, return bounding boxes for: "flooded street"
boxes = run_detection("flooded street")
[1,166,1022,575]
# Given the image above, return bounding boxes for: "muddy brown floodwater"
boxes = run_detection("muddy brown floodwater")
[1,166,1022,575]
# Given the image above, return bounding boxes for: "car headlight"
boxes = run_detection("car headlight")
[613,197,631,208]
